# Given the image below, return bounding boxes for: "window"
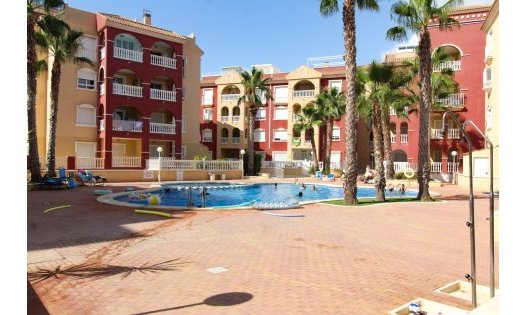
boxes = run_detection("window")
[181,116,187,133]
[256,108,266,120]
[76,104,96,126]
[332,127,341,141]
[329,80,343,92]
[202,88,213,105]
[181,146,187,159]
[203,108,213,121]
[330,151,341,163]
[274,106,288,120]
[202,129,212,142]
[272,152,287,162]
[273,129,288,142]
[115,38,134,50]
[75,142,96,157]
[150,82,163,90]
[77,36,97,62]
[254,129,266,142]
[77,69,96,90]
[274,86,288,103]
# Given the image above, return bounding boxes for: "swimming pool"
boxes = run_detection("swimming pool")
[111,182,417,209]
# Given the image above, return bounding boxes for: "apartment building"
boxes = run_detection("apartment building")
[35,5,207,172]
[384,4,492,182]
[199,58,371,171]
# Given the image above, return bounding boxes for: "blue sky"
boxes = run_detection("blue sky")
[66,0,492,75]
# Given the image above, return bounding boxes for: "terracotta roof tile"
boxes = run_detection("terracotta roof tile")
[100,13,186,40]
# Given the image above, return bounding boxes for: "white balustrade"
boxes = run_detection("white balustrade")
[112,156,141,167]
[447,162,460,173]
[390,135,396,143]
[113,83,143,98]
[232,137,240,144]
[150,54,177,69]
[100,47,106,60]
[150,89,176,102]
[150,122,175,134]
[293,90,315,98]
[76,157,104,169]
[221,116,229,123]
[148,159,242,170]
[400,134,408,143]
[433,60,462,72]
[304,139,312,145]
[261,161,302,168]
[232,116,240,123]
[113,119,143,132]
[99,119,105,131]
[221,137,228,144]
[113,47,143,62]
[448,128,460,139]
[393,162,414,173]
[431,128,444,139]
[437,93,465,108]
[431,162,442,173]
[221,94,240,101]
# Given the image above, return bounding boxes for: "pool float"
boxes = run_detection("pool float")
[404,168,415,178]
[43,205,71,213]
[134,209,172,218]
[94,189,113,195]
[125,187,135,191]
[148,194,162,205]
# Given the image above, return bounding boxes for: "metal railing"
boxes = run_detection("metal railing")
[113,119,143,132]
[76,157,104,169]
[150,122,175,134]
[151,89,176,102]
[150,54,176,69]
[293,90,315,98]
[147,159,242,170]
[113,47,143,62]
[113,83,143,98]
[433,60,462,72]
[112,156,141,167]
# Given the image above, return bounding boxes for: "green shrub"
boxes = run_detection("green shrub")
[243,152,262,176]
[309,165,316,175]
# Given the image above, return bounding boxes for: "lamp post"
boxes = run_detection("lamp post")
[157,146,163,183]
[240,149,246,178]
[451,150,458,184]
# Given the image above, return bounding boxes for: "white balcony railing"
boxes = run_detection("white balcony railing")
[262,161,303,168]
[99,119,105,131]
[400,134,408,143]
[221,116,229,123]
[76,157,104,169]
[150,54,177,69]
[113,47,143,62]
[390,135,396,143]
[431,162,442,173]
[113,119,143,132]
[431,128,443,139]
[77,47,97,62]
[232,137,240,144]
[112,156,141,167]
[437,93,465,108]
[99,84,105,96]
[147,159,242,170]
[305,139,312,145]
[221,94,240,102]
[433,60,462,72]
[113,83,143,98]
[221,137,228,144]
[330,162,342,170]
[447,162,460,173]
[100,47,106,60]
[448,128,460,139]
[150,122,176,134]
[232,116,240,123]
[151,89,176,102]
[293,90,315,98]
[393,162,414,173]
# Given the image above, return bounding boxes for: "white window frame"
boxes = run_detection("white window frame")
[77,68,96,90]
[203,108,213,121]
[112,143,126,157]
[274,86,288,103]
[202,129,212,142]
[150,81,164,90]
[181,146,187,159]
[75,104,96,127]
[254,129,266,143]
[74,141,96,157]
[256,108,266,121]
[332,127,341,141]
[181,116,187,133]
[329,80,343,92]
[202,88,213,105]
[274,106,288,120]
[272,151,288,162]
[273,129,288,142]
[330,151,341,163]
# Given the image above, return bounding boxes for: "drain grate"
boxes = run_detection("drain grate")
[206,266,229,274]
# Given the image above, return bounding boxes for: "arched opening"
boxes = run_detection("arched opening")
[232,128,241,144]
[112,105,142,132]
[293,80,315,98]
[221,107,229,123]
[392,149,408,162]
[232,106,241,123]
[221,85,241,101]
[112,69,142,97]
[433,45,462,72]
[292,104,301,122]
[98,67,105,82]
[400,122,408,143]
[151,41,174,58]
[369,131,374,147]
[114,33,143,62]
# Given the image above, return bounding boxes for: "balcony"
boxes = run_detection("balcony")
[151,89,176,102]
[431,162,442,173]
[112,119,143,132]
[113,83,143,98]
[76,157,104,169]
[112,156,142,167]
[293,90,315,98]
[400,134,408,143]
[448,128,460,139]
[390,135,396,143]
[433,60,461,72]
[221,137,228,144]
[221,94,240,102]
[232,137,240,144]
[150,122,175,134]
[437,93,465,108]
[447,162,460,173]
[232,116,240,123]
[151,54,176,69]
[113,47,143,63]
[221,116,229,123]
[431,128,443,139]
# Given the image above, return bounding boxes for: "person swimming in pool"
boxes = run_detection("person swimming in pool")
[298,191,303,197]
[311,185,316,191]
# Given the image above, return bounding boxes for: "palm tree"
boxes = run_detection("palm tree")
[36,15,93,177]
[318,87,346,175]
[293,103,323,171]
[237,67,272,176]
[319,0,379,205]
[387,0,462,201]
[27,0,65,183]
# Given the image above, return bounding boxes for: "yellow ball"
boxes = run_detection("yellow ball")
[148,195,161,205]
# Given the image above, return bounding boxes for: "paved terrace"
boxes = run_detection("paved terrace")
[27,178,499,314]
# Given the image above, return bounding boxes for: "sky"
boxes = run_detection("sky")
[65,0,493,75]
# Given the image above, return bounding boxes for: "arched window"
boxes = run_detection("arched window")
[76,104,96,126]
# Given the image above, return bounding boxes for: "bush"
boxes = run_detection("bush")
[309,165,316,175]
[243,152,262,176]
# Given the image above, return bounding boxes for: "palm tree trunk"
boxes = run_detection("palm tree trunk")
[342,0,359,205]
[27,17,41,183]
[310,132,319,171]
[45,59,61,178]
[324,119,334,175]
[373,103,386,201]
[417,27,433,201]
[381,108,394,179]
[247,107,256,176]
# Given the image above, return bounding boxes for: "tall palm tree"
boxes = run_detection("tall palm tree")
[387,0,462,201]
[320,0,379,205]
[27,0,65,183]
[36,15,93,177]
[318,87,346,175]
[237,67,272,176]
[293,103,323,171]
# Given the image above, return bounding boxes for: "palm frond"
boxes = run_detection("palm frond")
[319,0,339,17]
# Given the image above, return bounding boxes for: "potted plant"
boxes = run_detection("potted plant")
[309,165,316,177]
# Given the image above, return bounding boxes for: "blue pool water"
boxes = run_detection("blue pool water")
[114,183,417,208]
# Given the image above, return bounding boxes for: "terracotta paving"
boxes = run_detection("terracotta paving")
[27,178,499,314]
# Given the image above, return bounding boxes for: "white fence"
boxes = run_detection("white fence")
[221,94,240,102]
[150,89,176,102]
[114,47,143,62]
[400,134,408,143]
[113,83,143,98]
[150,54,177,69]
[431,162,442,173]
[393,162,415,172]
[447,162,460,173]
[261,161,303,168]
[150,122,175,134]
[147,159,242,171]
[76,157,104,169]
[112,156,141,167]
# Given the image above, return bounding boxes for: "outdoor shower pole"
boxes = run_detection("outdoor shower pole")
[463,120,495,298]
[442,111,477,308]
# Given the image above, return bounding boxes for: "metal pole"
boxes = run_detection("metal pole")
[443,112,477,308]
[463,120,495,298]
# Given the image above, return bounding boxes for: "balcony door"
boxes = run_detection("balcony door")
[112,143,125,157]
[75,142,96,157]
